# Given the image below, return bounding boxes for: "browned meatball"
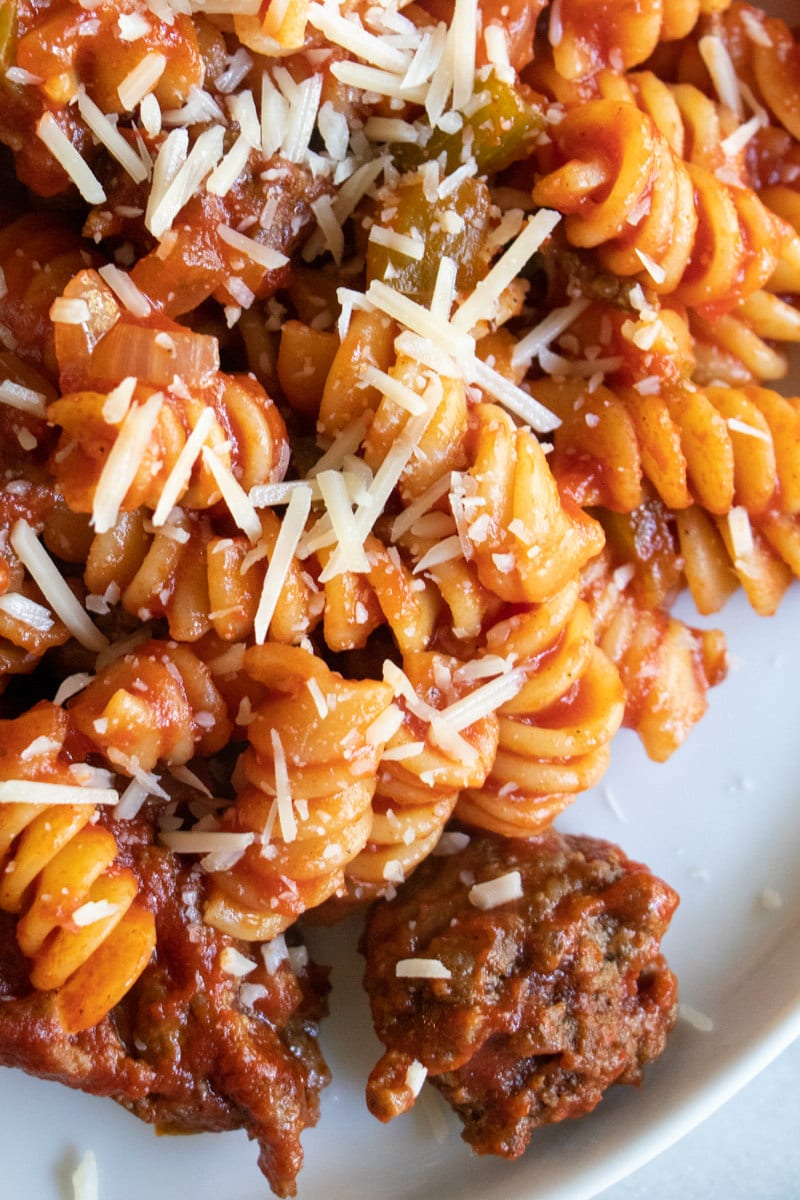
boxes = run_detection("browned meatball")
[361,828,679,1158]
[0,803,330,1199]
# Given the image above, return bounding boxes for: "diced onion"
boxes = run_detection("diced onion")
[90,323,219,388]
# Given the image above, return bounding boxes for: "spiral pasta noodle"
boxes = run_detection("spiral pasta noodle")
[532,98,789,309]
[457,578,625,833]
[548,0,731,81]
[0,703,156,1032]
[204,644,394,939]
[582,549,727,760]
[0,213,96,379]
[460,403,605,603]
[48,270,290,527]
[534,376,800,518]
[69,638,231,772]
[345,650,499,899]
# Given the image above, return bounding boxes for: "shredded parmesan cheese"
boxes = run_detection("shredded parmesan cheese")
[0,781,119,805]
[117,52,167,112]
[72,1150,99,1200]
[678,1003,715,1033]
[433,831,470,856]
[220,946,257,976]
[0,380,47,418]
[395,957,452,979]
[10,520,108,651]
[727,506,754,562]
[436,668,526,731]
[147,124,225,239]
[469,870,523,910]
[316,469,371,578]
[98,263,152,317]
[160,830,255,853]
[92,392,164,535]
[698,35,744,119]
[270,728,297,843]
[201,446,263,544]
[216,223,289,270]
[404,1060,428,1098]
[453,211,561,333]
[72,899,120,927]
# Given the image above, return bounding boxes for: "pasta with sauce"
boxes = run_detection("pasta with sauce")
[0,0,796,1193]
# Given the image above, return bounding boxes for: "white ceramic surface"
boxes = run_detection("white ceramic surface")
[3,0,799,1195]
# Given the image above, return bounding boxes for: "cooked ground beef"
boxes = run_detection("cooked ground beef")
[361,827,678,1157]
[0,805,330,1199]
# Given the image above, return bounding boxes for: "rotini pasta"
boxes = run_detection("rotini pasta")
[548,0,731,81]
[532,98,791,308]
[582,547,728,759]
[0,0,796,1192]
[69,639,231,772]
[457,579,626,831]
[49,270,290,523]
[460,403,605,602]
[345,650,500,899]
[0,704,156,1032]
[204,644,394,939]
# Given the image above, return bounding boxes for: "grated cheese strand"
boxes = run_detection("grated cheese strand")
[254,485,313,643]
[0,380,48,418]
[160,831,255,853]
[308,411,373,477]
[390,473,452,541]
[469,356,560,433]
[201,446,263,544]
[117,51,167,111]
[0,780,119,805]
[282,74,324,164]
[147,124,225,239]
[271,728,297,843]
[152,406,217,525]
[76,88,149,183]
[511,297,592,369]
[307,3,410,73]
[216,223,289,270]
[469,870,523,910]
[362,366,428,416]
[92,392,165,534]
[450,0,478,111]
[367,278,475,358]
[0,592,54,632]
[10,520,108,652]
[395,957,452,980]
[316,470,372,579]
[698,35,744,119]
[322,402,439,578]
[206,133,252,197]
[36,112,106,204]
[436,668,526,731]
[452,210,561,333]
[98,263,152,317]
[72,1150,99,1200]
[368,225,425,261]
[430,255,457,322]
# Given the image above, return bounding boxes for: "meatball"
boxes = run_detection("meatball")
[0,804,330,1199]
[361,828,678,1157]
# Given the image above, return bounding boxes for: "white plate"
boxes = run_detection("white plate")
[2,591,799,1199]
[3,2,800,1195]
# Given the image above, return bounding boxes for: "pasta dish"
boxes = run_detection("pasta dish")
[0,0,797,1193]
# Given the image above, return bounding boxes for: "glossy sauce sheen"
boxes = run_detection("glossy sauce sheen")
[363,829,678,1155]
